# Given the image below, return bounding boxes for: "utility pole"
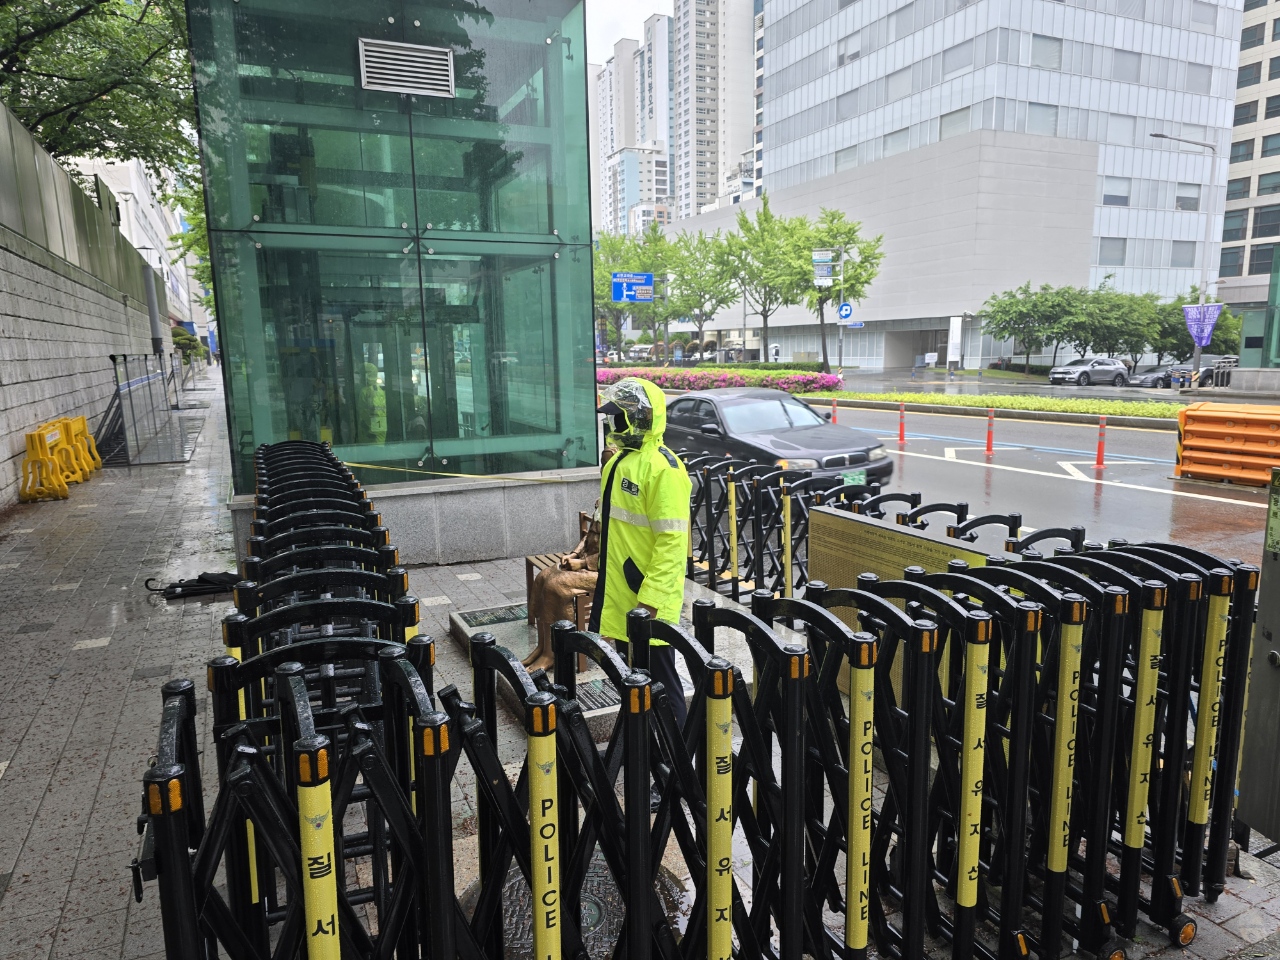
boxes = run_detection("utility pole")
[1150,132,1218,380]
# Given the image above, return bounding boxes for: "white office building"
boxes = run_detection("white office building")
[1218,0,1280,368]
[671,0,1240,368]
[593,39,640,233]
[635,14,676,172]
[603,141,673,235]
[672,0,757,219]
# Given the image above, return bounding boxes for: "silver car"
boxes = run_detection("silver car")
[1048,357,1129,386]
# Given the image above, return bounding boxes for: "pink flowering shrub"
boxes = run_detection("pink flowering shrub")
[597,367,842,394]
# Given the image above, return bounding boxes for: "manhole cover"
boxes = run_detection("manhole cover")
[461,847,685,958]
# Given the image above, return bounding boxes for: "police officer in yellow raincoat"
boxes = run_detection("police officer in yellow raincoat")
[590,377,692,734]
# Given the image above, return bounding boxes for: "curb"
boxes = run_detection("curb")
[802,396,1179,431]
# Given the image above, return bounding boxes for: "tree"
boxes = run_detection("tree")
[629,221,678,344]
[0,1,196,177]
[1151,289,1241,362]
[1084,285,1156,362]
[668,230,735,349]
[978,282,1051,373]
[791,208,884,373]
[593,232,634,353]
[723,195,807,362]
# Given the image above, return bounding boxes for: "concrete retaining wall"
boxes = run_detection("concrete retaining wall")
[229,467,603,566]
[0,222,152,505]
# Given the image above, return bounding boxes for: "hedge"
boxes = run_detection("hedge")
[597,367,843,394]
[813,390,1183,419]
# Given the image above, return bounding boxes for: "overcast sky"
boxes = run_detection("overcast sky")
[585,0,674,65]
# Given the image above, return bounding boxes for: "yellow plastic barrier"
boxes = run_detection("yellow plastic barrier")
[66,416,102,472]
[1177,402,1280,486]
[19,426,68,501]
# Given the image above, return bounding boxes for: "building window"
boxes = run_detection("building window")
[1237,101,1260,125]
[1221,246,1245,276]
[1247,0,1269,9]
[943,39,974,77]
[1261,171,1280,194]
[1240,62,1263,87]
[1224,210,1249,242]
[883,127,910,156]
[940,106,971,139]
[1255,204,1280,237]
[1103,176,1131,206]
[1264,133,1280,157]
[1099,237,1127,266]
[1229,177,1252,199]
[1274,16,1280,40]
[1191,0,1217,27]
[1176,183,1201,211]
[1108,114,1136,145]
[1027,102,1058,135]
[886,66,912,101]
[1171,241,1197,268]
[1249,243,1276,274]
[1231,139,1256,163]
[1242,23,1267,49]
[1030,35,1063,70]
[1112,49,1141,82]
[1185,63,1213,94]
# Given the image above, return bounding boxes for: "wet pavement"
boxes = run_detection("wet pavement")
[0,372,1274,958]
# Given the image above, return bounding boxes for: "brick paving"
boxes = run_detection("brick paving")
[0,372,1276,958]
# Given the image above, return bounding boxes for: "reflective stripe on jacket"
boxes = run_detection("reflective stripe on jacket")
[595,379,692,642]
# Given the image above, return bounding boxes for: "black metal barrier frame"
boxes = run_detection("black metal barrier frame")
[135,440,1261,960]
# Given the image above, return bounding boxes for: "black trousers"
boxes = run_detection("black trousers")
[614,639,688,730]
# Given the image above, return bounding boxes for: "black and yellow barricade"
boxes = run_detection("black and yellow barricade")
[895,500,968,530]
[1088,548,1202,945]
[800,580,944,960]
[811,479,884,513]
[689,458,745,590]
[778,475,837,593]
[946,512,1022,544]
[232,565,410,618]
[222,593,419,660]
[445,632,588,960]
[743,468,809,598]
[1004,526,1087,556]
[246,523,392,562]
[251,505,384,542]
[681,596,815,960]
[1000,560,1131,960]
[728,463,775,593]
[255,477,365,506]
[1039,552,1172,942]
[240,541,401,583]
[256,495,378,529]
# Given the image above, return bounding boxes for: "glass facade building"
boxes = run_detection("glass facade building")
[762,0,1239,297]
[187,0,595,492]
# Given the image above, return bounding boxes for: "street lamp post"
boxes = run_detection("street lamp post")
[1150,132,1218,380]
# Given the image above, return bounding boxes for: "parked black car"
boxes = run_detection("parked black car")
[1048,357,1129,386]
[664,388,893,482]
[1129,364,1173,388]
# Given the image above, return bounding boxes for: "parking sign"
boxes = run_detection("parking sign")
[838,302,853,320]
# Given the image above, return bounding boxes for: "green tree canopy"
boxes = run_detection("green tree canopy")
[978,282,1053,373]
[668,230,735,348]
[1150,290,1241,362]
[0,1,196,177]
[722,195,808,361]
[790,208,884,372]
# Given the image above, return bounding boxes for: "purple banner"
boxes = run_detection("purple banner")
[1183,303,1224,348]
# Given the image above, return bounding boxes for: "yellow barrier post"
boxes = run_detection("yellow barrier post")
[781,482,793,598]
[1041,597,1086,957]
[706,659,735,960]
[19,427,68,501]
[953,611,991,960]
[527,692,562,960]
[1182,570,1232,895]
[845,634,877,960]
[296,735,340,960]
[1117,583,1165,937]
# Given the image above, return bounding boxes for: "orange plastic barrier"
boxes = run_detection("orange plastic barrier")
[1176,402,1280,486]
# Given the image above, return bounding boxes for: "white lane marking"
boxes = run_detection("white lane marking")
[1058,460,1146,481]
[73,637,111,650]
[889,449,1267,508]
[48,582,80,591]
[0,760,8,780]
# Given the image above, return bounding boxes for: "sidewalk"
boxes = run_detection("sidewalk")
[0,371,1276,959]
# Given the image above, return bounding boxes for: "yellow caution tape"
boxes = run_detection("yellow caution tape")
[343,462,571,484]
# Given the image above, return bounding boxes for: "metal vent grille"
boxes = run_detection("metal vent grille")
[358,38,454,98]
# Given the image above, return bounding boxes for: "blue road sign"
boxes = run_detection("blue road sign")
[611,272,655,303]
[837,302,853,320]
[846,321,865,329]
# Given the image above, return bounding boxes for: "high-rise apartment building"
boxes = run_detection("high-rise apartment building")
[753,5,765,194]
[594,39,640,230]
[602,142,672,234]
[672,0,756,219]
[1219,0,1280,368]
[635,14,676,171]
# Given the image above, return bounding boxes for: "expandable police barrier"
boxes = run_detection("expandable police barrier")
[135,442,1258,960]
